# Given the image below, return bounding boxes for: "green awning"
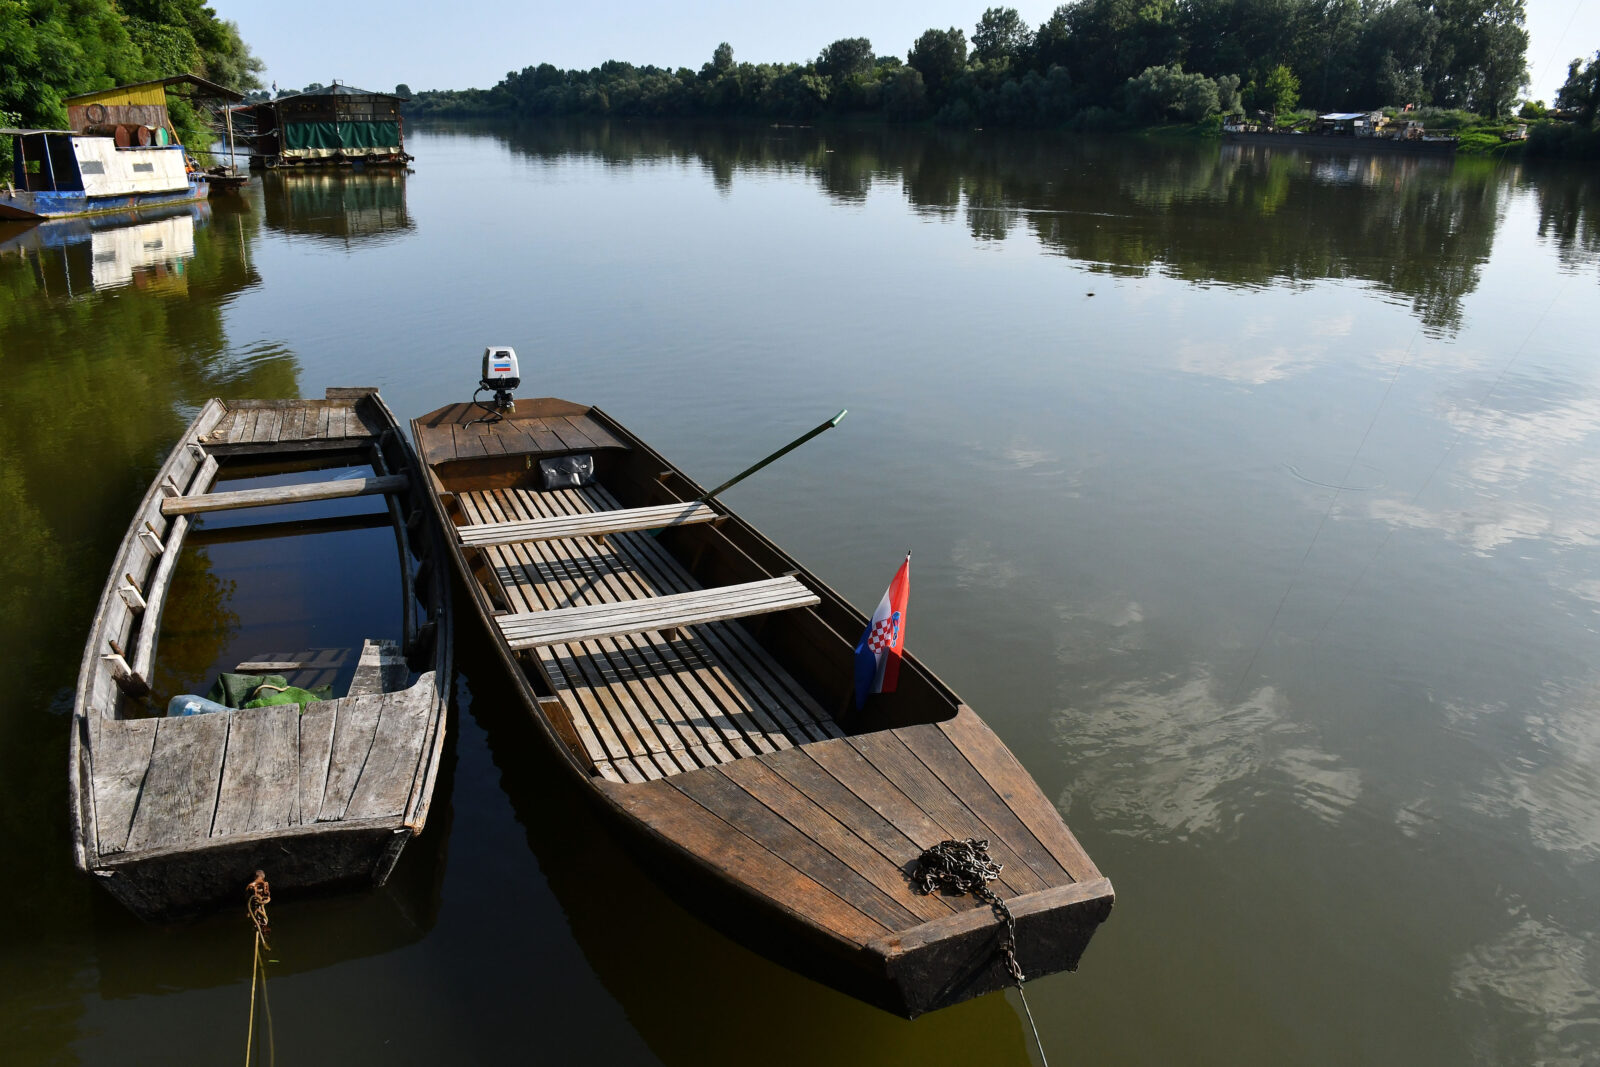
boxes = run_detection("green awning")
[284,120,401,151]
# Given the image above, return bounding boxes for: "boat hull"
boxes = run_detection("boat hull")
[69,390,453,922]
[412,398,1113,1017]
[0,180,210,221]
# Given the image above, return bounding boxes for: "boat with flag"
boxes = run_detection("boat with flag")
[412,387,1114,1017]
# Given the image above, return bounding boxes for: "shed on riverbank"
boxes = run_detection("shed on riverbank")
[242,83,411,169]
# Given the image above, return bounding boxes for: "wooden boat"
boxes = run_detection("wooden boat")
[69,388,453,921]
[412,397,1113,1018]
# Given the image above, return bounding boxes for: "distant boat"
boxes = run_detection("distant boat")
[1,75,244,221]
[69,388,453,920]
[412,396,1114,1017]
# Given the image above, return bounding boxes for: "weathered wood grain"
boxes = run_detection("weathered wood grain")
[317,695,383,821]
[458,501,718,547]
[848,730,1048,894]
[608,779,889,945]
[344,688,433,820]
[672,767,923,931]
[162,473,407,516]
[297,702,337,822]
[498,577,818,648]
[90,716,159,855]
[125,714,230,853]
[937,707,1104,882]
[894,721,1072,885]
[211,705,301,835]
[721,757,955,923]
[347,638,407,697]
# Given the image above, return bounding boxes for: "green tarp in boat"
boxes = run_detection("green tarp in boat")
[207,672,332,710]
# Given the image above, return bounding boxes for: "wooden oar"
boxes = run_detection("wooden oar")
[699,409,848,504]
[649,409,848,534]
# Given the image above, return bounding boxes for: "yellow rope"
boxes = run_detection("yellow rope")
[244,871,275,1067]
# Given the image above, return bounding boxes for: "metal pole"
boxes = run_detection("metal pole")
[225,104,236,173]
[698,409,848,504]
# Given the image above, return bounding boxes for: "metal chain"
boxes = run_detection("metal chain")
[913,839,1047,1066]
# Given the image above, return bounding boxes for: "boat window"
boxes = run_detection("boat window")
[132,162,155,173]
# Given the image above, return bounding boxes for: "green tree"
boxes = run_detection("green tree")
[817,38,874,80]
[1555,51,1600,126]
[1427,0,1527,117]
[1124,63,1220,121]
[712,42,734,76]
[395,83,412,98]
[973,7,1031,65]
[1264,63,1299,113]
[908,27,968,98]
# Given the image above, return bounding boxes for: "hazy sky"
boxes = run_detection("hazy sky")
[217,0,1597,104]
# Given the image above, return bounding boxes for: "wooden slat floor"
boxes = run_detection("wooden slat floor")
[90,682,435,860]
[609,706,1105,945]
[457,485,845,784]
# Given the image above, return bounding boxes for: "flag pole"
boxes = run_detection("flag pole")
[697,409,848,504]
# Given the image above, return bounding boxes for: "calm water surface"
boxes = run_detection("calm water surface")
[2,121,1599,1065]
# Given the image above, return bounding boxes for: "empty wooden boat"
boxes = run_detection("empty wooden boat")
[412,397,1112,1018]
[69,388,452,920]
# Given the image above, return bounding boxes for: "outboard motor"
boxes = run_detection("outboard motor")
[479,346,520,412]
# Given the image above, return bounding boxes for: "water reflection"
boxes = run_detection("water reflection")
[480,120,1531,336]
[0,203,207,297]
[260,170,415,244]
[0,179,293,1060]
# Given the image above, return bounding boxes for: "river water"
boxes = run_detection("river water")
[2,121,1598,1065]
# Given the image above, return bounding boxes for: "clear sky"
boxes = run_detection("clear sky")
[215,0,1597,105]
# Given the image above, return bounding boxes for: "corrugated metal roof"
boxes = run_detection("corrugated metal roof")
[1319,112,1369,121]
[279,83,397,99]
[62,75,245,103]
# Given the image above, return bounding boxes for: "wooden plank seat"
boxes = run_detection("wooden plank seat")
[161,473,408,516]
[497,577,819,649]
[457,500,719,548]
[456,485,844,784]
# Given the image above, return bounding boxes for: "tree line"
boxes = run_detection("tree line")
[0,0,263,168]
[409,0,1535,128]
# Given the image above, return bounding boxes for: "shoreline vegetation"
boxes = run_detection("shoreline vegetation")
[0,0,264,172]
[392,4,1598,160]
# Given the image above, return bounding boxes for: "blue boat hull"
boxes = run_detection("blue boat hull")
[0,180,209,221]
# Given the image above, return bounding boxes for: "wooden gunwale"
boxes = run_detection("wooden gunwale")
[410,398,1111,1016]
[70,389,453,920]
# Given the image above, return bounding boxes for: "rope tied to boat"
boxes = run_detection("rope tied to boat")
[245,870,275,1067]
[913,839,1048,1066]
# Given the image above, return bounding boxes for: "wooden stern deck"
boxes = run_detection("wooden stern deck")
[197,394,388,455]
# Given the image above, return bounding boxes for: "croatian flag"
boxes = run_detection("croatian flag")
[854,552,910,709]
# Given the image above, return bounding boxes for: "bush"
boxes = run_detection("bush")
[1123,64,1220,122]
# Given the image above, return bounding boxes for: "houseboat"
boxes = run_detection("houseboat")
[241,83,412,169]
[1,76,244,221]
